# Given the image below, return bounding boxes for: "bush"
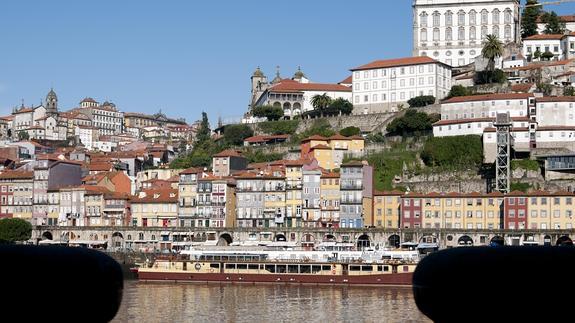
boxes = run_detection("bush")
[421,135,483,170]
[252,105,284,121]
[0,218,32,243]
[243,149,285,163]
[366,132,386,143]
[447,85,472,98]
[302,98,353,118]
[407,95,435,108]
[541,51,554,61]
[258,120,299,135]
[474,69,507,85]
[223,124,254,146]
[386,109,439,136]
[511,159,540,171]
[339,126,361,137]
[292,119,336,143]
[511,182,532,193]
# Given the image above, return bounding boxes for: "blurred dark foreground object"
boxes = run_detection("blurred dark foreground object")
[413,246,575,322]
[0,245,123,322]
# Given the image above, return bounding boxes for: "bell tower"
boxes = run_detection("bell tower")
[45,88,58,116]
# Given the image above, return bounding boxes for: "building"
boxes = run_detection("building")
[248,67,352,121]
[130,189,178,227]
[177,167,203,227]
[235,173,265,228]
[412,0,521,67]
[320,171,340,228]
[339,161,373,228]
[302,165,321,227]
[300,134,365,170]
[527,191,574,230]
[372,191,403,228]
[212,149,248,177]
[350,56,451,114]
[537,14,575,34]
[523,34,565,62]
[124,111,187,129]
[284,160,306,228]
[75,126,98,150]
[0,171,33,222]
[78,99,124,136]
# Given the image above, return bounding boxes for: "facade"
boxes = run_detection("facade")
[0,171,34,221]
[235,174,265,228]
[350,56,451,114]
[212,149,248,177]
[372,191,403,228]
[78,99,124,136]
[301,134,365,170]
[412,0,521,67]
[339,161,373,228]
[131,189,178,227]
[320,172,340,228]
[178,167,203,227]
[75,126,98,150]
[523,34,565,62]
[302,166,321,227]
[124,111,187,129]
[285,161,305,228]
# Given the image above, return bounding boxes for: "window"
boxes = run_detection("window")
[420,28,427,42]
[492,9,500,24]
[446,27,453,41]
[433,11,440,27]
[433,28,440,41]
[492,25,499,38]
[469,10,476,25]
[458,10,465,25]
[446,11,453,26]
[469,26,476,40]
[481,26,488,40]
[458,27,465,40]
[481,9,488,25]
[420,12,428,27]
[505,9,512,24]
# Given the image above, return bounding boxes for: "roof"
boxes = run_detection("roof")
[301,135,328,142]
[310,144,331,150]
[442,93,533,104]
[433,116,530,127]
[537,126,575,131]
[339,75,352,84]
[511,83,534,93]
[350,56,442,71]
[537,96,575,103]
[81,97,97,103]
[341,160,367,167]
[269,79,351,93]
[321,172,340,179]
[0,171,33,180]
[523,34,564,41]
[329,134,351,141]
[131,189,178,204]
[180,167,204,175]
[244,134,290,143]
[88,162,113,171]
[510,60,573,72]
[537,14,575,23]
[213,149,243,158]
[484,127,529,133]
[374,190,405,196]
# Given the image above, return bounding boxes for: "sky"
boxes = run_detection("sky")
[1,1,575,125]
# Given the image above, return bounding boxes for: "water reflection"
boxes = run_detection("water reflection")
[112,281,430,322]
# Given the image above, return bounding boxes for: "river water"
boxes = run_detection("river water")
[112,281,430,322]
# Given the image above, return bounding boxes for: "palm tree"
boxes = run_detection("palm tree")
[481,34,503,72]
[311,93,332,118]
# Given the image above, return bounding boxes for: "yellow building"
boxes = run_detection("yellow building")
[131,189,179,227]
[177,167,203,227]
[263,175,287,228]
[84,186,107,226]
[527,191,574,230]
[284,161,305,228]
[310,145,335,170]
[301,134,365,170]
[47,190,60,226]
[320,171,340,227]
[373,191,402,228]
[0,171,34,222]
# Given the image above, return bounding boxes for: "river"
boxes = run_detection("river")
[112,281,430,322]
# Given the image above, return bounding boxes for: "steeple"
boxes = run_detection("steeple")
[45,88,58,116]
[272,65,282,84]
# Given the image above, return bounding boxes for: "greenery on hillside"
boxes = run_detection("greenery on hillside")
[521,0,541,39]
[421,135,483,170]
[339,126,361,137]
[258,120,299,135]
[223,124,254,146]
[511,159,540,172]
[243,149,285,164]
[386,109,440,136]
[252,105,284,121]
[171,112,219,169]
[0,218,32,243]
[447,85,472,99]
[511,182,532,193]
[407,95,435,108]
[291,119,336,143]
[302,98,353,118]
[541,11,566,34]
[474,69,507,85]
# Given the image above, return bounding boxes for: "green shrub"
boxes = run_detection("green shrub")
[407,95,435,108]
[340,126,361,137]
[421,135,483,170]
[258,120,299,135]
[510,182,532,193]
[252,105,284,121]
[386,109,439,136]
[474,69,507,85]
[0,218,32,243]
[511,159,540,171]
[223,124,254,146]
[447,85,472,98]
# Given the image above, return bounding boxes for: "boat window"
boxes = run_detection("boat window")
[350,265,361,271]
[322,265,331,271]
[210,263,220,269]
[237,264,248,270]
[277,265,287,273]
[362,265,373,272]
[403,266,409,272]
[265,265,275,273]
[300,265,311,274]
[225,264,236,269]
[288,265,298,273]
[248,264,259,270]
[383,266,389,272]
[312,265,322,273]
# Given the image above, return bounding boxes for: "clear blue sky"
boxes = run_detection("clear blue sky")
[1,1,574,124]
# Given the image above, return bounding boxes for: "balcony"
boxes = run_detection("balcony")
[286,184,302,190]
[340,184,363,190]
[341,198,362,204]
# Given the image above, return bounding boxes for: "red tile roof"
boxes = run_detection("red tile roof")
[244,134,290,143]
[523,34,564,41]
[269,79,351,93]
[510,83,534,93]
[434,116,531,126]
[301,135,328,142]
[88,162,113,171]
[537,126,575,131]
[321,171,340,179]
[442,93,533,104]
[339,75,352,84]
[310,144,331,150]
[131,189,178,204]
[329,134,351,140]
[0,171,33,180]
[213,149,243,158]
[537,96,575,103]
[180,167,204,175]
[351,56,441,71]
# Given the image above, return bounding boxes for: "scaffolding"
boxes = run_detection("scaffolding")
[495,113,512,193]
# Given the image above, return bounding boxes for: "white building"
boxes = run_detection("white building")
[537,15,575,34]
[350,56,451,114]
[12,105,46,133]
[523,34,565,62]
[412,0,521,67]
[438,93,534,121]
[78,98,124,136]
[535,97,575,127]
[75,125,98,150]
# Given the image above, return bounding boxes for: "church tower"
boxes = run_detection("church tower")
[250,67,268,109]
[45,88,58,116]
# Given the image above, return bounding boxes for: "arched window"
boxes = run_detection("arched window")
[446,27,453,41]
[492,9,500,24]
[138,232,144,240]
[458,27,465,40]
[420,28,427,42]
[504,25,512,40]
[504,9,512,24]
[458,10,466,25]
[469,26,476,40]
[469,10,477,25]
[481,9,488,25]
[420,12,428,27]
[492,25,500,38]
[481,26,488,40]
[433,11,440,27]
[433,28,440,41]
[445,11,453,26]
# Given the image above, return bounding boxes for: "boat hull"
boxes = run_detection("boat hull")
[137,271,413,286]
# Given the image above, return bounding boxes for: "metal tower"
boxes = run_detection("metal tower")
[495,113,512,193]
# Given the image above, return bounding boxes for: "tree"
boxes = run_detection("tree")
[421,135,483,170]
[0,218,32,244]
[521,0,542,39]
[482,34,503,72]
[474,69,507,85]
[386,109,439,136]
[252,105,284,121]
[447,85,472,98]
[329,98,353,115]
[18,131,29,141]
[339,126,361,137]
[195,112,211,143]
[541,11,566,35]
[564,86,575,96]
[541,51,555,61]
[407,95,435,108]
[223,124,254,146]
[533,48,542,61]
[311,94,332,117]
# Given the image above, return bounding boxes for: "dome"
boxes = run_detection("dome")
[252,67,264,77]
[46,88,57,100]
[293,66,305,79]
[271,66,282,84]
